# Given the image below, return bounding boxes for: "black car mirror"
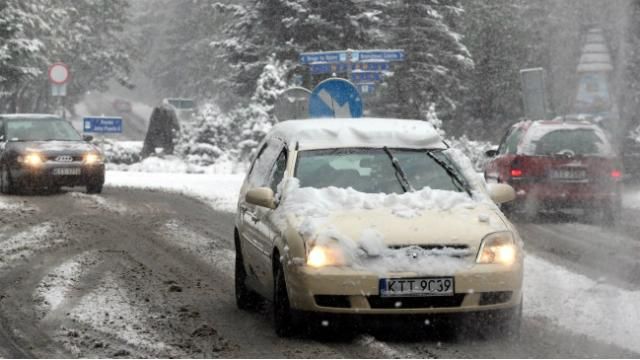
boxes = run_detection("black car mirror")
[83,135,94,142]
[485,149,498,157]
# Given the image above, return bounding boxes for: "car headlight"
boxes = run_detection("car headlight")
[18,153,44,167]
[84,153,103,165]
[307,245,346,268]
[476,231,517,265]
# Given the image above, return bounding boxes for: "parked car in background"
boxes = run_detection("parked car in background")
[0,114,105,194]
[162,98,197,122]
[484,118,623,223]
[112,98,132,113]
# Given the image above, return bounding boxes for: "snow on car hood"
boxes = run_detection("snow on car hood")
[275,178,507,275]
[11,141,99,155]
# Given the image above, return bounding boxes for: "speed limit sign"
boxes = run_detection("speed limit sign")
[48,63,70,85]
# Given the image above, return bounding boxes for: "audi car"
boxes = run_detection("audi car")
[235,118,523,337]
[484,118,623,222]
[0,114,105,194]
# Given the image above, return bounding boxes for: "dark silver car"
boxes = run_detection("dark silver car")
[0,114,105,194]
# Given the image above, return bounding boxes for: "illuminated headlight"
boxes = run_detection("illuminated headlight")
[476,231,517,266]
[307,245,346,268]
[84,153,103,165]
[18,153,44,167]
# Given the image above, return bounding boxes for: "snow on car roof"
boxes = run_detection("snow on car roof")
[270,118,447,150]
[0,113,61,120]
[519,119,614,156]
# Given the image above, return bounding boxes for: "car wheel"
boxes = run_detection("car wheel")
[235,237,260,310]
[0,163,16,194]
[86,182,103,194]
[273,259,298,337]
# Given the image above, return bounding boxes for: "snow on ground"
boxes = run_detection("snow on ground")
[162,220,234,276]
[69,191,130,214]
[106,169,640,352]
[69,272,179,357]
[622,184,640,210]
[105,171,244,212]
[525,255,640,353]
[0,223,65,271]
[107,155,238,175]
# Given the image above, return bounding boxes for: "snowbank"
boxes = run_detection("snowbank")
[105,171,244,213]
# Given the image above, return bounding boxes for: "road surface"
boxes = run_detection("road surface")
[0,188,637,358]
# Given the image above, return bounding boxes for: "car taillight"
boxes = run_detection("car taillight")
[511,169,523,177]
[611,169,622,179]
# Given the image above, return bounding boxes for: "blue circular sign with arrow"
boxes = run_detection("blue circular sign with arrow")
[308,78,363,119]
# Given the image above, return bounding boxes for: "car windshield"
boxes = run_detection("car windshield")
[5,118,82,142]
[533,128,609,156]
[295,148,470,194]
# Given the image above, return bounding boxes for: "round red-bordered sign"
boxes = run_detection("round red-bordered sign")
[48,63,70,85]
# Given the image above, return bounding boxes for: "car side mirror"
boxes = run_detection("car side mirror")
[83,135,94,142]
[245,187,276,209]
[485,149,498,157]
[487,183,516,204]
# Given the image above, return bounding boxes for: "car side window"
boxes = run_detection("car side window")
[0,120,4,140]
[499,128,523,155]
[247,138,283,188]
[268,149,288,194]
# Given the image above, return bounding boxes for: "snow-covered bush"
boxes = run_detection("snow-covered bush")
[448,135,496,172]
[101,140,143,165]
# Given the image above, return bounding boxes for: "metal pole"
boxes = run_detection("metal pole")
[347,50,352,82]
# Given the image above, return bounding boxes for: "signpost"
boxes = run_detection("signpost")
[308,78,363,119]
[83,116,123,133]
[48,62,70,119]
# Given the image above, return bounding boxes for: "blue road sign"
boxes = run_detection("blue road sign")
[300,51,348,64]
[351,71,383,82]
[308,78,363,119]
[310,61,390,75]
[83,116,123,133]
[357,83,376,95]
[355,50,405,62]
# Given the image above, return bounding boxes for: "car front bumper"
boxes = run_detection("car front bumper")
[285,261,523,315]
[11,163,105,188]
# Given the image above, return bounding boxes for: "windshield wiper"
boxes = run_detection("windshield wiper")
[383,147,414,193]
[426,151,472,197]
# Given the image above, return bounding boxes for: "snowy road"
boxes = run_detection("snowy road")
[0,187,638,358]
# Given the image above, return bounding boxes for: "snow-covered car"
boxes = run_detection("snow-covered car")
[484,119,623,222]
[0,114,105,194]
[234,118,523,337]
[112,98,132,113]
[162,98,197,122]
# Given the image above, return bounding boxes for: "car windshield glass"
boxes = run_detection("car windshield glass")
[5,118,82,141]
[295,148,469,194]
[533,129,608,156]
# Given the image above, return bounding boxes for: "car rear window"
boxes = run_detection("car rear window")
[533,129,610,156]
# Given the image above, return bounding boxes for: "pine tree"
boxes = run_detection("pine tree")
[373,0,473,125]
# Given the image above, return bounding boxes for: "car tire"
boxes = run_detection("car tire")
[273,260,299,337]
[86,182,103,194]
[0,163,16,194]
[235,237,260,310]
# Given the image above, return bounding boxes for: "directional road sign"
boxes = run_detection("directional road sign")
[83,116,123,133]
[274,87,311,121]
[310,61,390,75]
[308,78,363,119]
[300,50,405,65]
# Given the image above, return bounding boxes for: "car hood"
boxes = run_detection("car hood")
[295,203,509,250]
[8,141,99,156]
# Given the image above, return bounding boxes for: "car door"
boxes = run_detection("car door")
[238,137,284,295]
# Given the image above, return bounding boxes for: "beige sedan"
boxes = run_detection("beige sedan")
[234,118,522,337]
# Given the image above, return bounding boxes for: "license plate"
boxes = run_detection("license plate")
[379,277,454,297]
[550,168,586,180]
[53,168,81,176]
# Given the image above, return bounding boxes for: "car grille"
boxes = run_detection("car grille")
[47,155,83,162]
[385,244,472,258]
[367,294,466,309]
[479,291,512,305]
[314,295,351,308]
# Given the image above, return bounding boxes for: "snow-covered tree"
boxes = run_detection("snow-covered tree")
[373,0,473,123]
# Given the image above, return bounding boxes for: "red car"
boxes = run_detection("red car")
[484,119,622,222]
